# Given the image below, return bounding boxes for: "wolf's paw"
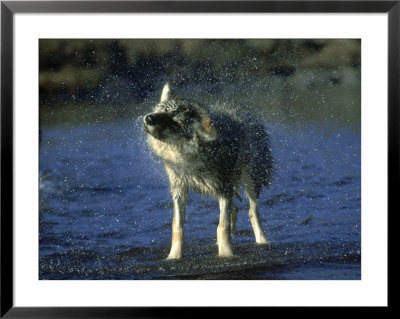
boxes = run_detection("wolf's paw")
[166,253,182,260]
[166,245,183,260]
[218,244,234,258]
[255,237,269,245]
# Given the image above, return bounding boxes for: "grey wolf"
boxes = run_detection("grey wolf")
[143,83,273,259]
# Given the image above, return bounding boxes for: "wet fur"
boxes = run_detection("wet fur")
[143,83,273,259]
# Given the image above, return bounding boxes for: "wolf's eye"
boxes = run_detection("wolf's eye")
[164,106,170,112]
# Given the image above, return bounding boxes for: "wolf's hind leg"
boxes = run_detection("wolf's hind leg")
[217,197,234,257]
[230,201,238,237]
[243,171,269,244]
[167,186,188,259]
[248,195,268,244]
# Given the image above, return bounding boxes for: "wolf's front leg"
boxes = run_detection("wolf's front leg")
[167,186,188,260]
[217,197,234,257]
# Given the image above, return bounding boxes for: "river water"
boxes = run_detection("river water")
[39,112,361,280]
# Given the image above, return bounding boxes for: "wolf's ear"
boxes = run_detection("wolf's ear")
[160,83,172,103]
[196,111,217,142]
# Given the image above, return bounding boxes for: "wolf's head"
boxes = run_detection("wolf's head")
[143,83,217,145]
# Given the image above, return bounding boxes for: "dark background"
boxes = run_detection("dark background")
[39,39,361,127]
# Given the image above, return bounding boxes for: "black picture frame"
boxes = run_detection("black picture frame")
[1,0,395,317]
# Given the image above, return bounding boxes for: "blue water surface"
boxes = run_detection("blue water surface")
[39,118,361,279]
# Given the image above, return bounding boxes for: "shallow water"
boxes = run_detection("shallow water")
[39,118,361,280]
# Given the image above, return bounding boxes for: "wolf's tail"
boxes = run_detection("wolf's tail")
[247,123,274,198]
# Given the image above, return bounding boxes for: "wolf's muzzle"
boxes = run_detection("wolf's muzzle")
[144,114,155,126]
